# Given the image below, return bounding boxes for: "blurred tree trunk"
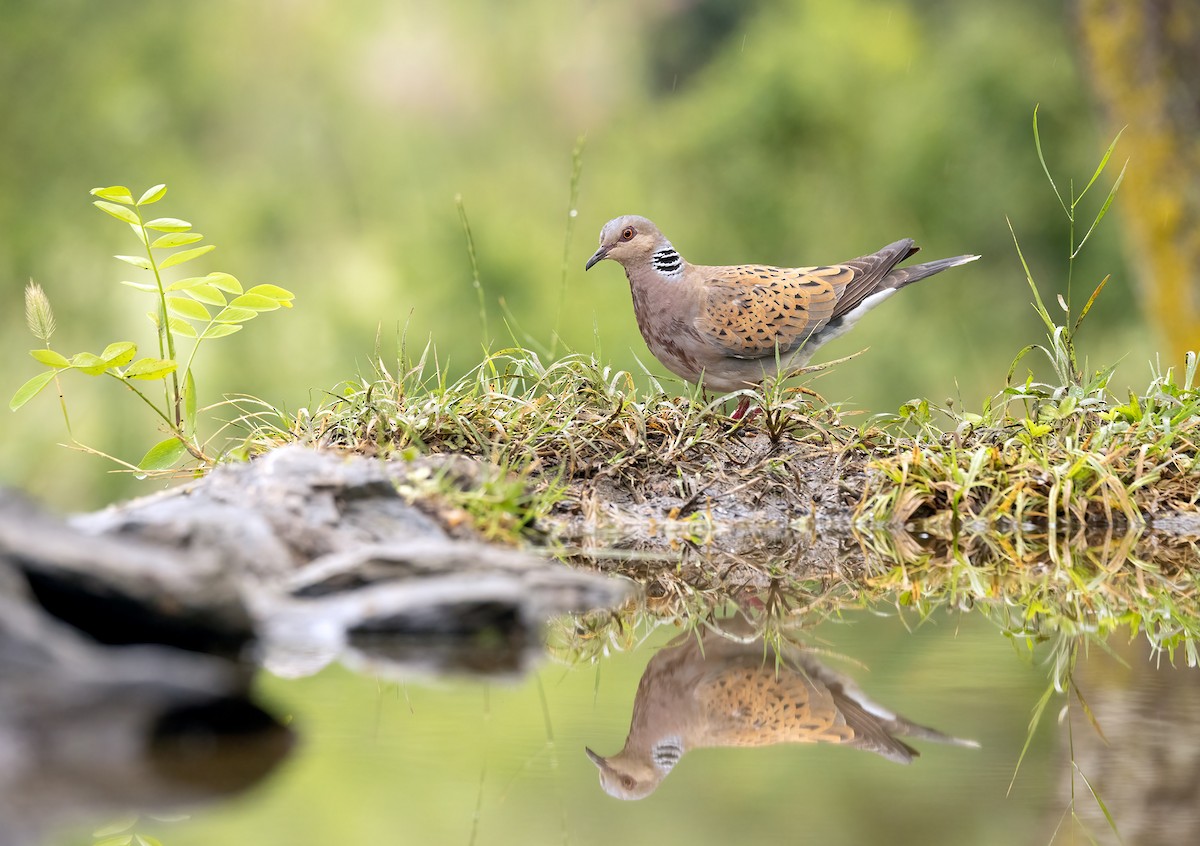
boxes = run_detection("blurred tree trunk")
[1074,0,1200,363]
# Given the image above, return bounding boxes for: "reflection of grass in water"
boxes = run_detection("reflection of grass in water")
[546,520,1193,846]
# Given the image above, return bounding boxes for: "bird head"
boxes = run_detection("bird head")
[584,744,675,800]
[585,215,671,271]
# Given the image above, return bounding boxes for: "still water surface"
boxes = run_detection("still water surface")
[59,605,1199,846]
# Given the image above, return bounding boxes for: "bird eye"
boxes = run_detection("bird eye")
[620,226,635,241]
[622,776,636,790]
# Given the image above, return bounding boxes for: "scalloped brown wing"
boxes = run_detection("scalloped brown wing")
[694,264,857,359]
[694,663,856,747]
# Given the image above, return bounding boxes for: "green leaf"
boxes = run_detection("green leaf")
[168,317,198,338]
[9,370,56,410]
[114,255,154,271]
[184,368,197,434]
[183,283,227,306]
[229,293,280,311]
[126,357,178,380]
[146,309,160,328]
[151,231,202,249]
[1073,275,1110,334]
[159,244,215,269]
[94,200,140,225]
[200,323,243,340]
[144,217,193,232]
[70,351,111,375]
[29,348,70,368]
[1072,158,1128,259]
[247,283,295,303]
[213,306,257,323]
[1077,128,1125,204]
[166,296,211,321]
[137,184,167,205]
[120,280,159,292]
[128,221,149,246]
[90,186,134,204]
[138,437,188,472]
[1031,105,1068,217]
[1006,216,1056,335]
[206,272,243,294]
[101,341,137,368]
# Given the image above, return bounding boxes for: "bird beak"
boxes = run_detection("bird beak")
[584,245,609,271]
[585,747,607,768]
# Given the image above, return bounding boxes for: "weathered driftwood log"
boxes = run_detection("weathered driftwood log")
[0,487,253,655]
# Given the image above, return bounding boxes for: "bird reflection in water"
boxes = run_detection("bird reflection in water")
[586,623,978,799]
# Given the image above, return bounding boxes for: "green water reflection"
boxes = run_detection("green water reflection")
[122,608,1107,846]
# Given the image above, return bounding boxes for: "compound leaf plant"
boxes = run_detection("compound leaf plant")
[11,184,295,473]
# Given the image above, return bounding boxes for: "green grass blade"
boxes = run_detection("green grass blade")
[1007,216,1056,334]
[1072,276,1109,335]
[1008,679,1056,796]
[1033,106,1069,217]
[1072,159,1127,259]
[1073,761,1122,842]
[1076,126,1125,204]
[455,193,487,344]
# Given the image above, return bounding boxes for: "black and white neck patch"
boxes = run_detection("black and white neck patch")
[651,248,683,278]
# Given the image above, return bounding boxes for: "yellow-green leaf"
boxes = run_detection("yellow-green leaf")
[9,370,57,410]
[114,255,153,271]
[229,293,280,311]
[126,357,178,380]
[184,368,197,434]
[206,272,242,294]
[137,184,167,205]
[101,341,137,368]
[200,323,243,340]
[151,232,202,249]
[91,186,134,203]
[168,317,199,338]
[29,348,70,368]
[70,351,110,375]
[120,280,159,292]
[248,283,295,303]
[183,284,227,306]
[138,437,188,472]
[159,244,215,269]
[214,306,257,323]
[144,217,193,233]
[166,296,211,321]
[94,201,140,225]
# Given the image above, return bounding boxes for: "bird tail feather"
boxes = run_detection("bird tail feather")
[889,253,980,289]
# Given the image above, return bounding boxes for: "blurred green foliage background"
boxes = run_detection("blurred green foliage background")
[1,0,1150,509]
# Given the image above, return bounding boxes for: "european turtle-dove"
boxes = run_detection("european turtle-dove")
[585,215,978,418]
